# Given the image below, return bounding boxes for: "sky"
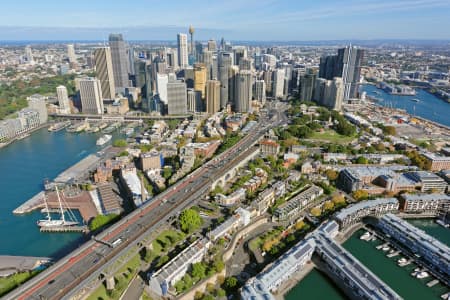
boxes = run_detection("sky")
[1,0,450,41]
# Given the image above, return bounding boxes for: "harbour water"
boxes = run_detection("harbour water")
[285,219,449,300]
[0,128,117,257]
[362,84,450,127]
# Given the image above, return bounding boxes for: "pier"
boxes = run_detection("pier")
[13,191,45,214]
[40,225,88,233]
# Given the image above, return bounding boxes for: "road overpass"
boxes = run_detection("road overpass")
[49,113,193,122]
[5,107,286,300]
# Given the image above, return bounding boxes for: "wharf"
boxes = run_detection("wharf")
[13,191,45,214]
[54,154,102,184]
[0,256,51,277]
[40,225,88,233]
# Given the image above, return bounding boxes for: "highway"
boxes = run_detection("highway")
[5,104,286,300]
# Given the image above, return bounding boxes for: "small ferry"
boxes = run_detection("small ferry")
[411,98,420,102]
[96,134,112,146]
[48,121,71,132]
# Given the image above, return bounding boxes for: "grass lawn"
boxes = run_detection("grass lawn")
[152,229,185,254]
[310,130,355,143]
[0,271,38,297]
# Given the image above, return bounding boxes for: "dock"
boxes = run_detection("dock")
[54,154,102,184]
[40,225,88,233]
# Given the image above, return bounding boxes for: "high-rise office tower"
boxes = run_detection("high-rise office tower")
[211,55,218,81]
[187,88,201,113]
[194,63,207,99]
[218,52,232,108]
[79,78,104,115]
[25,46,33,63]
[300,72,316,102]
[319,46,364,100]
[239,57,252,71]
[177,33,189,68]
[195,42,203,63]
[253,80,266,105]
[228,65,240,106]
[167,80,187,115]
[234,70,253,113]
[156,73,169,104]
[207,39,217,52]
[67,44,76,64]
[233,46,247,67]
[109,33,130,90]
[201,50,213,79]
[264,70,273,95]
[314,77,344,111]
[56,85,71,114]
[166,48,179,70]
[262,54,276,70]
[206,80,221,114]
[94,47,116,99]
[128,47,135,76]
[273,69,285,98]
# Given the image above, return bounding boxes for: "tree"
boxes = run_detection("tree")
[113,139,127,147]
[325,169,339,181]
[356,156,369,164]
[331,194,346,205]
[383,126,396,136]
[353,190,369,201]
[162,167,173,180]
[216,288,226,297]
[310,207,322,217]
[295,220,306,231]
[179,208,203,233]
[225,277,238,289]
[323,201,335,211]
[213,259,225,273]
[191,262,207,280]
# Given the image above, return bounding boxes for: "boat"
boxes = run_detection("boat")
[37,186,79,228]
[398,258,407,264]
[411,98,420,102]
[441,292,449,299]
[48,121,71,132]
[416,271,429,279]
[360,231,371,240]
[99,122,108,130]
[96,134,112,146]
[382,246,390,251]
[436,219,449,228]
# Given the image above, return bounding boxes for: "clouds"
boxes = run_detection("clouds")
[0,0,448,40]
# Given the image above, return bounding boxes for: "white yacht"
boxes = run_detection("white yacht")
[96,134,112,146]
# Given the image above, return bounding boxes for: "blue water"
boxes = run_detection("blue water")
[0,129,111,257]
[362,84,450,127]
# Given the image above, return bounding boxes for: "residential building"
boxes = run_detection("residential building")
[234,70,253,113]
[253,80,266,104]
[273,69,285,98]
[119,166,149,207]
[422,153,450,171]
[399,193,450,214]
[405,171,447,193]
[259,139,280,156]
[333,198,399,229]
[139,151,164,171]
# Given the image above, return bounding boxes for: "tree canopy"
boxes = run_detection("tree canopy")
[179,208,203,233]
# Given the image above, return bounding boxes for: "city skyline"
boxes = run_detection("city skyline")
[1,0,450,41]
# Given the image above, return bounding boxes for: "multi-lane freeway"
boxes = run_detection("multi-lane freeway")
[5,104,286,300]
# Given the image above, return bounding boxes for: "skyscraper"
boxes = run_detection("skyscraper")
[177,33,189,69]
[253,80,266,105]
[273,69,285,98]
[207,39,217,52]
[56,85,71,114]
[218,52,232,108]
[67,44,76,64]
[300,72,316,102]
[319,46,364,100]
[194,63,207,99]
[25,46,33,63]
[239,57,253,71]
[206,80,221,114]
[167,80,187,115]
[189,25,195,59]
[234,71,253,113]
[109,34,130,90]
[94,47,116,99]
[79,78,104,115]
[263,70,273,95]
[187,88,201,113]
[228,65,240,107]
[313,77,344,111]
[156,73,169,105]
[233,46,247,67]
